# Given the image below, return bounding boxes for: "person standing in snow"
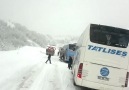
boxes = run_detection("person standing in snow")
[68,56,73,69]
[57,51,60,56]
[60,48,65,60]
[45,54,52,64]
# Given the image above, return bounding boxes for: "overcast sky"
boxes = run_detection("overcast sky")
[0,0,129,36]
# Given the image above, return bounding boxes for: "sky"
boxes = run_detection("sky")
[0,0,129,36]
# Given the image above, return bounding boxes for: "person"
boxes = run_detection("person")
[57,51,60,56]
[45,54,52,64]
[68,56,73,69]
[60,48,65,60]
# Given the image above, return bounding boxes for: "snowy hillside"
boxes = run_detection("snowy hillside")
[0,20,52,50]
[0,19,79,51]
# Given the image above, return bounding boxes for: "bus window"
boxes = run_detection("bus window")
[90,24,129,48]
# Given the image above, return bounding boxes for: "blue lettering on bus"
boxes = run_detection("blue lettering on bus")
[88,45,127,57]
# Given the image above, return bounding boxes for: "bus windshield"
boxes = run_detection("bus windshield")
[90,24,129,48]
[69,44,76,51]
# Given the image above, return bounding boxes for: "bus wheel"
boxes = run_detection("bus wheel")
[73,73,77,86]
[73,80,77,86]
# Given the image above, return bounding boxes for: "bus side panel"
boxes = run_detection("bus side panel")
[85,41,129,69]
[73,47,86,85]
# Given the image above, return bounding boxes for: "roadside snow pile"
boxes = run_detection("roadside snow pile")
[0,46,46,89]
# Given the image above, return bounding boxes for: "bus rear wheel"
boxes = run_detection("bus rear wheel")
[73,73,77,86]
[73,80,77,86]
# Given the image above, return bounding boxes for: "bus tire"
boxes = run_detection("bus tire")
[73,80,77,86]
[73,73,77,86]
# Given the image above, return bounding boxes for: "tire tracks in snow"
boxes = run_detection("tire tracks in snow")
[28,62,63,90]
[17,62,46,90]
[17,56,83,90]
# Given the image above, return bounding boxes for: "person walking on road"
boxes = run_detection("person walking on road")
[45,54,52,64]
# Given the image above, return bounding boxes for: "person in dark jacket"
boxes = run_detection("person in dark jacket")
[45,54,52,64]
[68,56,73,69]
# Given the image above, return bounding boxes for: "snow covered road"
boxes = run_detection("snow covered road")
[18,56,85,90]
[0,46,128,90]
[0,46,91,90]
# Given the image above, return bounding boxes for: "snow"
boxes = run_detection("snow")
[0,46,81,90]
[6,21,15,28]
[0,46,128,90]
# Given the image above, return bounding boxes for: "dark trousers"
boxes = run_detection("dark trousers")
[45,59,51,64]
[68,63,72,69]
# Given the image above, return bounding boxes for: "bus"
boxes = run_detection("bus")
[62,43,76,62]
[72,24,129,90]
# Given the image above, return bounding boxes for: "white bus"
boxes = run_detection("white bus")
[72,24,129,90]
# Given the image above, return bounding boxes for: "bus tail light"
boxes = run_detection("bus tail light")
[125,72,129,87]
[77,63,83,78]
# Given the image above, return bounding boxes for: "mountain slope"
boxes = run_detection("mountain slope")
[0,20,50,50]
[0,20,79,51]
